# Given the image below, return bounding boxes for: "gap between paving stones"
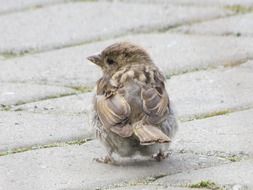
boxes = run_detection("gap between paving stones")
[172,7,253,38]
[0,138,93,157]
[99,175,169,190]
[179,103,253,122]
[0,0,97,16]
[166,55,251,78]
[0,81,94,93]
[0,92,77,111]
[0,85,93,111]
[171,11,253,36]
[0,1,64,16]
[0,11,237,60]
[225,5,253,14]
[156,11,239,33]
[171,149,251,162]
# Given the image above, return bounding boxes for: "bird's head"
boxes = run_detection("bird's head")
[87,42,153,75]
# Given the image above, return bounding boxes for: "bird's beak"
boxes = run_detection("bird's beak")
[87,54,102,66]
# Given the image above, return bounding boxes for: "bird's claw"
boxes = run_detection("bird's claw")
[152,151,169,161]
[93,156,114,164]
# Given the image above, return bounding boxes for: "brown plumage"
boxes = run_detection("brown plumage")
[87,42,178,163]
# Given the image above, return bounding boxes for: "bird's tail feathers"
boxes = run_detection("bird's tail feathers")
[133,121,171,145]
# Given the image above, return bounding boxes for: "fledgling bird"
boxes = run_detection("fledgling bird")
[87,42,178,164]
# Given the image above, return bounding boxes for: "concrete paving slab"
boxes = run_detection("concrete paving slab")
[168,61,253,121]
[0,82,75,107]
[0,0,64,14]
[155,159,253,190]
[0,111,92,152]
[111,185,197,190]
[172,109,253,155]
[167,0,253,6]
[115,0,253,7]
[0,1,231,54]
[174,13,253,37]
[0,140,230,190]
[1,34,253,87]
[11,92,94,115]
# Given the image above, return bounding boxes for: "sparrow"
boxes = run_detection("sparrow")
[87,42,178,164]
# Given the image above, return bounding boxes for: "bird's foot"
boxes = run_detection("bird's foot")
[152,151,169,162]
[93,155,114,164]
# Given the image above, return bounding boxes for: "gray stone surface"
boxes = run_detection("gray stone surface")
[175,13,253,37]
[0,140,229,190]
[0,0,64,14]
[0,82,75,107]
[168,61,253,121]
[111,185,195,190]
[1,34,253,87]
[0,111,92,152]
[172,109,253,155]
[11,92,94,115]
[146,0,253,7]
[166,0,253,6]
[155,159,253,190]
[0,1,231,54]
[116,0,253,7]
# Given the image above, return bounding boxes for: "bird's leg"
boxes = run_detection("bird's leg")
[152,149,169,162]
[94,150,114,164]
[94,155,114,164]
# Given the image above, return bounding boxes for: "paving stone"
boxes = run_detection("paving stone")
[175,13,253,37]
[167,61,253,121]
[0,0,63,14]
[0,140,229,190]
[0,82,75,107]
[115,0,253,7]
[171,109,253,155]
[0,111,92,152]
[167,0,253,6]
[1,34,253,87]
[0,1,231,54]
[155,159,253,190]
[11,92,95,115]
[111,185,196,190]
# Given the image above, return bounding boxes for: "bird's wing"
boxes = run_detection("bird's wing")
[133,69,171,144]
[95,93,133,137]
[141,70,169,124]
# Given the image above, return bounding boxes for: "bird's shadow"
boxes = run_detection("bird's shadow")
[95,156,172,167]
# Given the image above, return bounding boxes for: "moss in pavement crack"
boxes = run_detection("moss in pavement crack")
[71,86,93,93]
[189,180,223,190]
[166,58,249,79]
[102,174,168,190]
[0,138,92,157]
[225,5,253,14]
[180,105,253,122]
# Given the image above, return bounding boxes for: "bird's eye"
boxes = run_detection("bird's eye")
[107,58,115,65]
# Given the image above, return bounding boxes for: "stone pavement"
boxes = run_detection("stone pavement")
[0,1,253,190]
